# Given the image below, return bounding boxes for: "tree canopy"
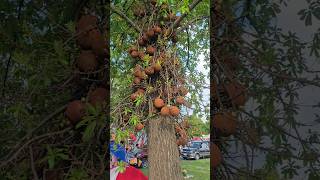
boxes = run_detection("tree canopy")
[212,0,320,179]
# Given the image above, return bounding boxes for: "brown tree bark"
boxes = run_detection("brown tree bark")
[148,117,184,180]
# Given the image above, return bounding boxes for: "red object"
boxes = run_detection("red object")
[116,166,148,180]
[192,137,201,141]
[130,133,137,141]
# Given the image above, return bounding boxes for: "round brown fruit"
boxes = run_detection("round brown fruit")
[76,50,98,72]
[175,125,182,133]
[133,77,141,84]
[181,119,190,129]
[89,29,107,57]
[142,34,149,42]
[131,93,138,101]
[179,86,188,96]
[213,112,237,136]
[139,71,148,80]
[160,106,170,116]
[211,143,222,168]
[65,100,86,125]
[76,33,92,49]
[133,65,142,77]
[176,96,185,104]
[76,15,98,32]
[135,123,144,131]
[154,98,165,108]
[224,82,247,107]
[169,106,180,116]
[146,29,155,38]
[88,88,107,107]
[154,26,162,34]
[146,46,156,55]
[128,46,138,54]
[138,51,145,60]
[153,62,161,72]
[134,64,142,72]
[131,50,139,58]
[138,38,146,46]
[179,129,188,139]
[137,88,145,94]
[176,137,187,146]
[145,66,154,75]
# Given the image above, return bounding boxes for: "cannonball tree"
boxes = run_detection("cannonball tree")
[110,0,209,179]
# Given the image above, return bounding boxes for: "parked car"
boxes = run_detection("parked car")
[180,140,210,160]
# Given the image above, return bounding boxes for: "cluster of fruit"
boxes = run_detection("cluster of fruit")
[65,14,108,125]
[65,87,107,125]
[175,119,190,146]
[211,48,248,169]
[122,2,190,140]
[75,15,107,73]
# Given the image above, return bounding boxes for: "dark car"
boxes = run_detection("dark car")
[181,140,210,160]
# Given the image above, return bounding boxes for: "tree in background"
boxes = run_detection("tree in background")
[211,0,320,179]
[0,0,110,179]
[188,115,210,137]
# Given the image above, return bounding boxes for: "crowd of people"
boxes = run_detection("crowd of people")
[110,133,148,180]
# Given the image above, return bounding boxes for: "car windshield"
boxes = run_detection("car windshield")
[189,142,201,148]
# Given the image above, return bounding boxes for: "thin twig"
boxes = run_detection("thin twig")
[110,4,142,32]
[172,0,203,29]
[176,15,209,33]
[0,127,71,168]
[29,146,39,180]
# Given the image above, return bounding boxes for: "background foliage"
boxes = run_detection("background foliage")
[213,0,320,179]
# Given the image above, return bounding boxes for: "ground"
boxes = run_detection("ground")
[140,159,210,180]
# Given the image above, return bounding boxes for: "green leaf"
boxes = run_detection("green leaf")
[65,21,75,33]
[86,103,94,114]
[75,116,93,129]
[129,115,140,126]
[57,153,69,160]
[82,121,97,142]
[117,161,127,173]
[48,156,55,169]
[67,168,89,180]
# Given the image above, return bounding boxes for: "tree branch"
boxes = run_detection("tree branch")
[172,0,203,29]
[2,0,24,98]
[0,127,71,168]
[29,146,39,180]
[177,15,209,33]
[1,104,67,165]
[110,4,142,32]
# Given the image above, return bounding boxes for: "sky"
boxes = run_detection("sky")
[184,51,210,123]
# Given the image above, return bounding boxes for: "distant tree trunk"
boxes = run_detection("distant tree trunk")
[148,117,183,180]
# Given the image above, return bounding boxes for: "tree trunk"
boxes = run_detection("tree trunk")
[148,117,184,180]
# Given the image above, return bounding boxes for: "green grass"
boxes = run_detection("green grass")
[140,158,210,180]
